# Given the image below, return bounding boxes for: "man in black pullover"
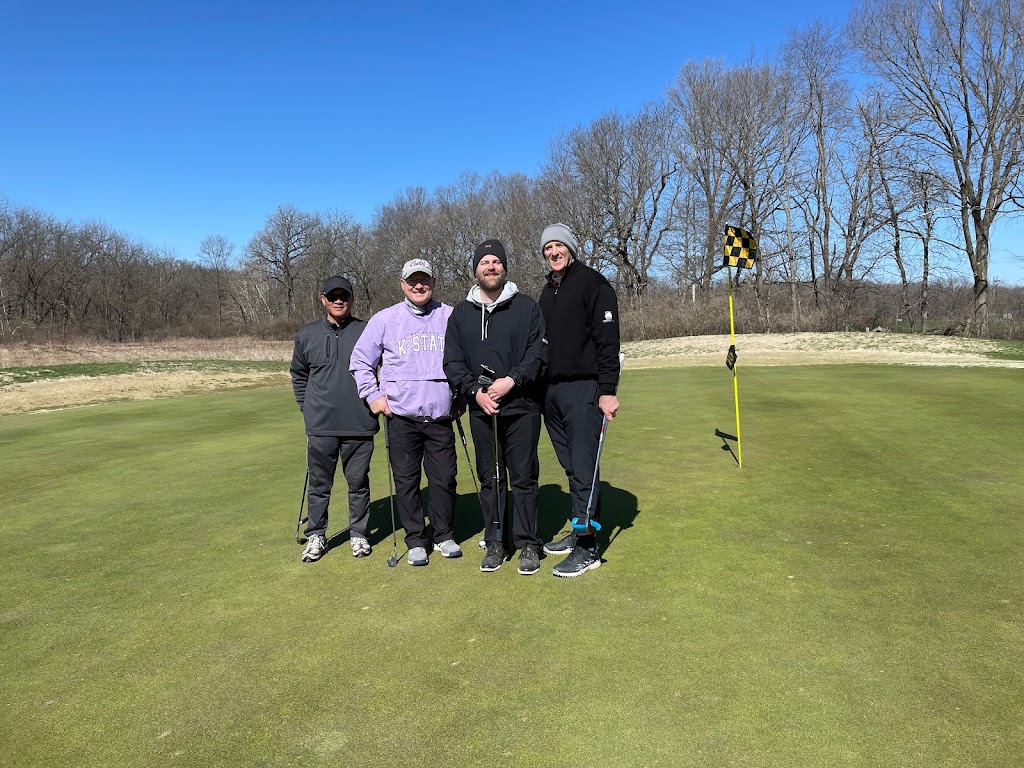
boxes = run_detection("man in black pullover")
[538,223,621,577]
[444,239,547,575]
[290,276,379,563]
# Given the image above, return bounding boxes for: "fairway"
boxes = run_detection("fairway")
[1,365,1022,767]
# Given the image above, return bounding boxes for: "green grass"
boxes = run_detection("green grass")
[0,360,287,387]
[983,339,1024,360]
[1,366,1022,767]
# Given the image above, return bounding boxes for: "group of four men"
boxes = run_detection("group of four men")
[289,224,620,578]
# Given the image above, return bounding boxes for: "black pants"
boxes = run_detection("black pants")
[305,435,375,539]
[470,410,542,550]
[544,380,604,550]
[386,415,457,549]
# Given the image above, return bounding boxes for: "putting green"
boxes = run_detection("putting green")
[1,365,1021,767]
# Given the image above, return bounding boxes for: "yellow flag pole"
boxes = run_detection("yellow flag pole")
[727,266,743,468]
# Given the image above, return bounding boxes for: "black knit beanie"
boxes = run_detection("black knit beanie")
[472,239,508,274]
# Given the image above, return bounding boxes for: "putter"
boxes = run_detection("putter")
[572,353,624,535]
[294,469,309,544]
[478,364,504,553]
[455,413,489,550]
[573,417,607,534]
[383,417,400,568]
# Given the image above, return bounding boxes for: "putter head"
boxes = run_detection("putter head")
[570,516,603,533]
[295,534,308,545]
[386,555,399,568]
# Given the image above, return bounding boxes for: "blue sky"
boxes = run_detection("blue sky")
[2,0,1022,283]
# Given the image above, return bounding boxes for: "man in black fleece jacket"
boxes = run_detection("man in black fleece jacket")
[443,239,547,575]
[538,223,621,578]
[290,276,379,563]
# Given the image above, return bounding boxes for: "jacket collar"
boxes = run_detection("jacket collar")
[547,257,579,288]
[322,314,355,331]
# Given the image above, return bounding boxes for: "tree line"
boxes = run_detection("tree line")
[2,0,1023,344]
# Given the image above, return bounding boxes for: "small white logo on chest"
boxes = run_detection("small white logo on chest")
[603,311,614,323]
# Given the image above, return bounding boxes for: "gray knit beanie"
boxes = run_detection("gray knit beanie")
[540,223,579,257]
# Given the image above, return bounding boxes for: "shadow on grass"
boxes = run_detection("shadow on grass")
[538,482,639,558]
[354,481,639,560]
[356,491,485,554]
[715,428,739,465]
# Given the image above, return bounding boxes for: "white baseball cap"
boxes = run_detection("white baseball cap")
[401,258,433,279]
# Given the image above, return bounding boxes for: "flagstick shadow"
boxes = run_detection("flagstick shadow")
[715,429,739,466]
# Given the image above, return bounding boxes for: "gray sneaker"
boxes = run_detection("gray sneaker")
[407,546,429,566]
[301,534,327,563]
[433,539,463,559]
[351,535,371,558]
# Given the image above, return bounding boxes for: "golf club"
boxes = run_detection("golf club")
[294,468,309,544]
[383,416,400,568]
[572,352,624,534]
[573,417,607,533]
[455,413,489,548]
[479,364,504,553]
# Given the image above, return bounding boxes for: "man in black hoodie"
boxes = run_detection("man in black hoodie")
[538,223,621,577]
[443,239,547,575]
[290,276,379,563]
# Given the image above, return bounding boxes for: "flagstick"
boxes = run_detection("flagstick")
[727,266,743,468]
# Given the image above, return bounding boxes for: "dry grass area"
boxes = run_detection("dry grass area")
[0,370,290,415]
[1,332,1021,415]
[623,331,1024,369]
[0,337,293,367]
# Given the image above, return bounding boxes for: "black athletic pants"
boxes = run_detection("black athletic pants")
[544,380,604,552]
[386,415,458,549]
[469,410,542,550]
[305,435,375,539]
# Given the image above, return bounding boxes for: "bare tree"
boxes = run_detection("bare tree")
[542,104,680,299]
[243,204,313,319]
[783,22,853,308]
[198,235,237,334]
[850,0,1024,336]
[670,61,744,290]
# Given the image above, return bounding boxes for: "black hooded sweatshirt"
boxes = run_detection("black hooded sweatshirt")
[443,282,546,415]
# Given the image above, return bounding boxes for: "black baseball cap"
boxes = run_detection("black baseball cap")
[321,276,353,296]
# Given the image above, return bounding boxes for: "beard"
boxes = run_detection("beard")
[478,273,505,293]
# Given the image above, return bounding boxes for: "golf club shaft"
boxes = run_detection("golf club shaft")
[579,416,608,531]
[383,416,399,565]
[491,411,503,545]
[455,414,484,502]
[295,468,309,543]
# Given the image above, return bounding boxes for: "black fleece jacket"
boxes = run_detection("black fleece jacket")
[443,289,547,415]
[290,315,379,436]
[538,259,621,395]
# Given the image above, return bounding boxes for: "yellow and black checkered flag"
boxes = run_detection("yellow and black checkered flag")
[723,225,758,269]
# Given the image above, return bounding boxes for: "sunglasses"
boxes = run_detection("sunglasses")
[324,292,351,303]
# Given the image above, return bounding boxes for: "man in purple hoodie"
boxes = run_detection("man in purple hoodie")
[349,259,461,566]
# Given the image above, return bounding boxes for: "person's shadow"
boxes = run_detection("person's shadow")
[353,482,639,561]
[537,482,639,559]
[352,491,486,554]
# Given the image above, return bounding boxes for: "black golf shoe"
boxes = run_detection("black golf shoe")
[552,545,601,578]
[543,530,576,556]
[517,544,540,575]
[480,542,505,572]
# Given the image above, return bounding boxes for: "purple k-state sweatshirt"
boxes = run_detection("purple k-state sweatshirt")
[349,300,455,421]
